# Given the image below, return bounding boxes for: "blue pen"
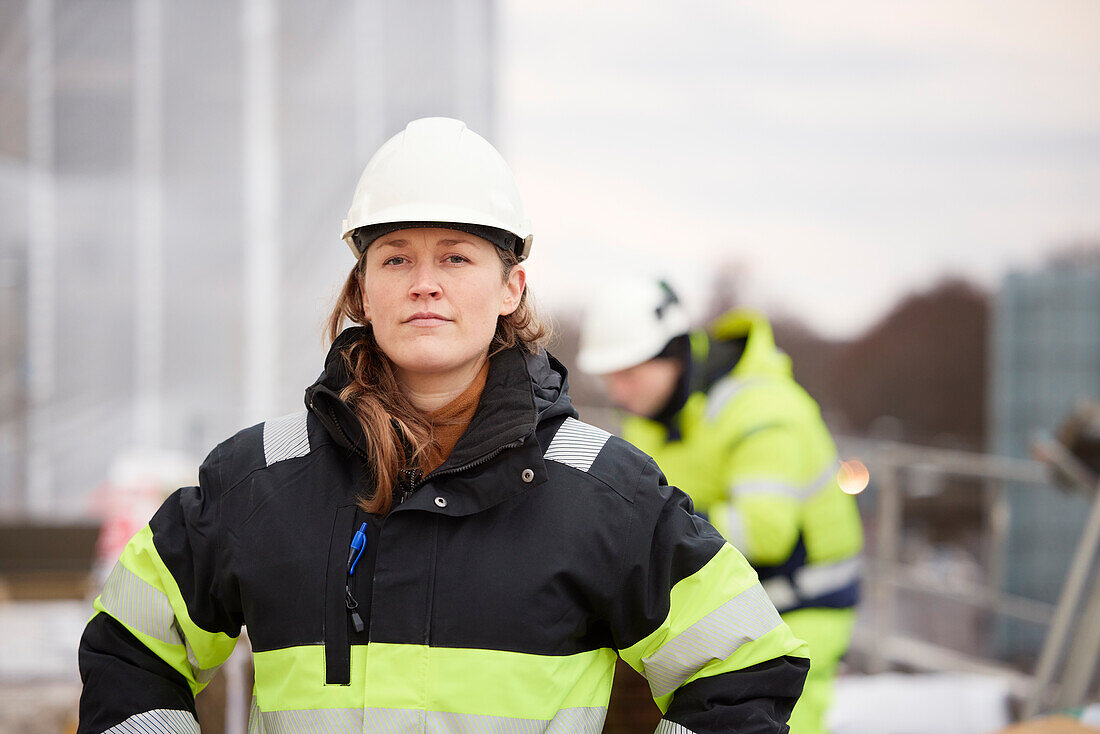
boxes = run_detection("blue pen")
[347,522,368,574]
[345,522,368,633]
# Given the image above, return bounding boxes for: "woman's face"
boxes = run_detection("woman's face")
[361,227,525,383]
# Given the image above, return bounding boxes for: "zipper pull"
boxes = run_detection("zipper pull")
[397,468,422,504]
[345,586,365,633]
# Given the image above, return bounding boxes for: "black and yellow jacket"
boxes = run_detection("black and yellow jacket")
[78,327,809,734]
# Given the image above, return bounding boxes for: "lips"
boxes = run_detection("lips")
[404,312,451,326]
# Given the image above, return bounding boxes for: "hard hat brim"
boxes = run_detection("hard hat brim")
[342,203,531,253]
[346,221,524,260]
[577,334,676,375]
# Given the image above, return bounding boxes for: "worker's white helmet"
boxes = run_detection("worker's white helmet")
[342,117,533,260]
[577,278,691,375]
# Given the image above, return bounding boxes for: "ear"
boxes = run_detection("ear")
[500,263,526,317]
[358,272,371,323]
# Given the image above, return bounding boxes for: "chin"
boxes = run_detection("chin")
[387,339,478,376]
[629,399,664,417]
[391,351,455,375]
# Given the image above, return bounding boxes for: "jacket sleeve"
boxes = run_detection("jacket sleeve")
[613,458,810,734]
[708,425,804,566]
[78,445,243,734]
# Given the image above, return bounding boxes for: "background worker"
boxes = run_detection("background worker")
[578,278,864,734]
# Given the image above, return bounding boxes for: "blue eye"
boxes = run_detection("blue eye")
[384,256,408,266]
[445,255,469,264]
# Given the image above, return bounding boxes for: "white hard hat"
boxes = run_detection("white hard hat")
[577,279,691,375]
[342,117,533,260]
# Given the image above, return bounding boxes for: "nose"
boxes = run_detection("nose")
[408,261,442,300]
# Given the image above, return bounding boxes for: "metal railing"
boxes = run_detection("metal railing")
[842,436,1100,712]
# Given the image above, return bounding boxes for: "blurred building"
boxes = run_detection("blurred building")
[0,0,497,517]
[991,252,1100,658]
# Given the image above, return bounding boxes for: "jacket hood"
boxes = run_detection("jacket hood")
[707,308,792,381]
[304,326,577,472]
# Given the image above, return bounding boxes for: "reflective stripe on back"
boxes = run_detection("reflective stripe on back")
[703,375,764,422]
[656,720,699,734]
[544,418,611,473]
[263,411,311,466]
[794,556,862,599]
[762,556,862,613]
[729,459,840,502]
[761,578,800,612]
[724,506,748,553]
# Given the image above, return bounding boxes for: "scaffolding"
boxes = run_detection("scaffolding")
[845,436,1100,714]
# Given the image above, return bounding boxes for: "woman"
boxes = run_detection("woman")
[78,117,809,734]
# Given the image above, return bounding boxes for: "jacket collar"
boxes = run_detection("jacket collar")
[304,326,576,487]
[709,308,792,380]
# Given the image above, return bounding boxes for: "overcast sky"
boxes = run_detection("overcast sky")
[499,0,1100,338]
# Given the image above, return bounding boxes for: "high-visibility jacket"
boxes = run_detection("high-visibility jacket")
[78,326,809,734]
[622,310,863,614]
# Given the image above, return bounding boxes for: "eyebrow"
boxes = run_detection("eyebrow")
[375,237,473,248]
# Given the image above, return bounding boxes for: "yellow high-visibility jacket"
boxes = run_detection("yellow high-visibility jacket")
[623,310,863,613]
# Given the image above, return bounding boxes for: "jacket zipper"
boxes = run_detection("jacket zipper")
[414,439,524,490]
[392,440,522,505]
[396,467,421,505]
[322,403,373,464]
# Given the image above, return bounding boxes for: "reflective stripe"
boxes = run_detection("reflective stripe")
[248,697,263,734]
[184,635,219,687]
[544,418,611,473]
[95,524,237,694]
[539,707,606,733]
[794,556,862,599]
[731,480,808,501]
[762,557,862,613]
[620,545,760,671]
[621,545,808,712]
[807,459,842,496]
[103,709,199,734]
[655,720,699,734]
[729,460,841,502]
[253,707,606,734]
[619,544,765,674]
[260,708,362,734]
[703,375,760,421]
[640,582,782,698]
[761,578,799,612]
[263,411,310,466]
[99,561,178,645]
[98,559,222,687]
[724,506,748,553]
